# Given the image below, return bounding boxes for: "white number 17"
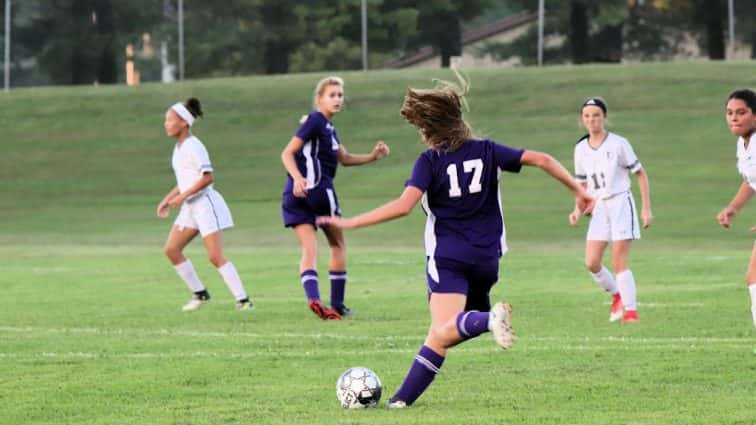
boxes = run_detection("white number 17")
[447,159,484,198]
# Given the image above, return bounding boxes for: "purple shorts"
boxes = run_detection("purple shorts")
[282,184,341,228]
[426,255,499,312]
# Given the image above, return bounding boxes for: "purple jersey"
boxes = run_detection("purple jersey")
[405,139,524,262]
[284,111,340,193]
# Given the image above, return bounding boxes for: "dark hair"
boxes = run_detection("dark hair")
[184,97,203,118]
[727,89,756,111]
[581,97,607,115]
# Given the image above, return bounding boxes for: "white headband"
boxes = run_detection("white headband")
[170,102,195,127]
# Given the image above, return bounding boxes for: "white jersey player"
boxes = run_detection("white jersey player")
[156,98,253,312]
[569,98,653,323]
[716,89,756,327]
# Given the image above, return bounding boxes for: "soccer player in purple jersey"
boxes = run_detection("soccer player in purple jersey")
[281,76,390,320]
[318,72,594,408]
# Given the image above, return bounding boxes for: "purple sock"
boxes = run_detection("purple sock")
[455,311,490,341]
[391,345,445,406]
[329,270,346,308]
[301,270,320,301]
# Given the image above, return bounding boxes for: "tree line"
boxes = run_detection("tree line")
[0,0,752,86]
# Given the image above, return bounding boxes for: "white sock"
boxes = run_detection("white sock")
[616,269,637,311]
[749,284,756,327]
[218,261,248,301]
[174,259,205,293]
[591,265,618,295]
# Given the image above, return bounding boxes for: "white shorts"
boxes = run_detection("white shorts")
[586,192,640,241]
[174,189,234,237]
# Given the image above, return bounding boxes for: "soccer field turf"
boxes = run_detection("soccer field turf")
[2,242,754,424]
[1,62,755,424]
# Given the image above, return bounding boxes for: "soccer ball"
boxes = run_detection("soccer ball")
[335,367,382,409]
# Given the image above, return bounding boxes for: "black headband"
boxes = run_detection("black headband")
[582,98,607,114]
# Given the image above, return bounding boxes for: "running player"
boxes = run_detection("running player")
[157,98,253,312]
[281,76,390,320]
[716,89,756,327]
[318,71,594,407]
[569,98,652,323]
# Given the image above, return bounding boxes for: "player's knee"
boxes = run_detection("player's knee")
[164,245,181,262]
[585,259,602,273]
[208,254,226,268]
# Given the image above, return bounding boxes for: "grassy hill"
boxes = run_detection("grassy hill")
[1,62,755,425]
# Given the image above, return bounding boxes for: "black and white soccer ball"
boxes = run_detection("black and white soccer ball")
[335,367,382,409]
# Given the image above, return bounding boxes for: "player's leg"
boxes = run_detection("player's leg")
[202,231,252,310]
[388,292,465,408]
[745,242,756,327]
[586,240,622,321]
[322,224,350,316]
[612,239,638,322]
[293,223,339,319]
[164,225,209,311]
[611,194,641,322]
[586,202,622,320]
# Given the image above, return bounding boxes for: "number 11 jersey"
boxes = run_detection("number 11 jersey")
[574,132,642,200]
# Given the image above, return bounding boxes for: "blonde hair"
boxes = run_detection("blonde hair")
[400,67,473,152]
[313,76,344,109]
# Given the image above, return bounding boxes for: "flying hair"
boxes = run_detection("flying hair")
[400,64,474,152]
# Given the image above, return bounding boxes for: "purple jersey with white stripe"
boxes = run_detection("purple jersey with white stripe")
[405,139,524,262]
[284,111,340,193]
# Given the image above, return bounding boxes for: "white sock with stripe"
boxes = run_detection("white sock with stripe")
[616,269,637,311]
[174,259,205,293]
[591,265,618,295]
[218,261,248,301]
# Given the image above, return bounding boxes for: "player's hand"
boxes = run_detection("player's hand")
[568,210,580,227]
[168,195,185,209]
[293,177,308,198]
[642,208,653,229]
[157,201,170,218]
[316,215,353,229]
[717,206,736,228]
[372,141,390,161]
[575,189,595,215]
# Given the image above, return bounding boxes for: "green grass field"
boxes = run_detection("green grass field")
[1,62,755,424]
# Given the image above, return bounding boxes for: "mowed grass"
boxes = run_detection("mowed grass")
[1,62,756,424]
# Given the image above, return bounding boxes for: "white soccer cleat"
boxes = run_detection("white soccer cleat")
[489,302,514,349]
[387,399,407,409]
[182,298,208,312]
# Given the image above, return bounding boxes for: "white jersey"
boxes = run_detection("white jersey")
[172,135,214,195]
[736,133,756,191]
[574,132,642,199]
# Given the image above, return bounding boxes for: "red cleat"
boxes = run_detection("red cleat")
[609,293,623,322]
[308,299,341,320]
[621,310,639,323]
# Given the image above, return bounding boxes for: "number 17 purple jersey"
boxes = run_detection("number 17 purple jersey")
[405,139,524,263]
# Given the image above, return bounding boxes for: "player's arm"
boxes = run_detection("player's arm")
[317,186,423,229]
[157,186,180,217]
[338,142,390,166]
[168,172,214,208]
[520,150,594,214]
[281,136,308,197]
[634,167,653,228]
[717,181,754,228]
